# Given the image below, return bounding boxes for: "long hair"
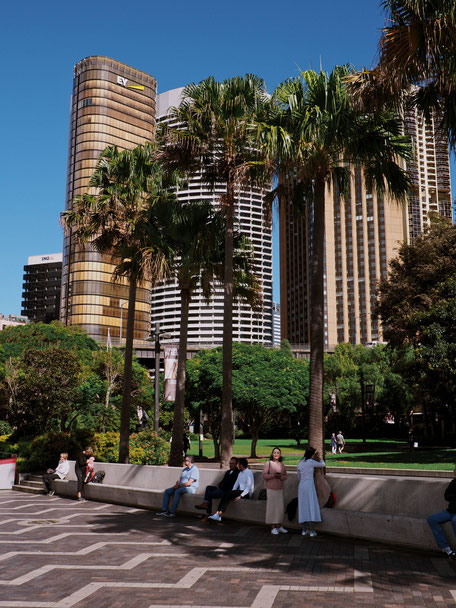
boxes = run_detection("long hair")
[269,447,283,462]
[303,446,316,461]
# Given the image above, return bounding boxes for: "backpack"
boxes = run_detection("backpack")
[91,470,106,484]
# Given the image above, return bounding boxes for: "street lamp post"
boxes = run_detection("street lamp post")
[154,322,160,434]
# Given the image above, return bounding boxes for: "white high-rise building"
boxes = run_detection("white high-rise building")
[151,88,273,346]
[272,302,281,345]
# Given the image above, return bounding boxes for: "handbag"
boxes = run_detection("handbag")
[258,462,271,500]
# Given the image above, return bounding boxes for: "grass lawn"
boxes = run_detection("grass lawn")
[188,437,456,470]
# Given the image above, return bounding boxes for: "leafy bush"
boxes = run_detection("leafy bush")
[21,431,95,472]
[92,432,120,463]
[130,430,170,465]
[0,421,12,435]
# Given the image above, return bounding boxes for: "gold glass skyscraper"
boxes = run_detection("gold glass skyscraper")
[60,57,156,342]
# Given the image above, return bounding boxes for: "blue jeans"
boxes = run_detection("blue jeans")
[203,486,225,513]
[427,510,456,549]
[162,486,196,514]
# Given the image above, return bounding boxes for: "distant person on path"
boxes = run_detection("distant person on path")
[427,466,456,559]
[209,458,254,522]
[183,432,191,456]
[262,447,288,535]
[42,453,69,495]
[336,431,345,454]
[156,455,199,518]
[297,447,326,536]
[330,433,337,454]
[194,457,239,521]
[75,446,93,501]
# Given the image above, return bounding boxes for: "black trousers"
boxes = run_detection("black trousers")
[217,489,250,513]
[75,466,85,494]
[42,473,59,492]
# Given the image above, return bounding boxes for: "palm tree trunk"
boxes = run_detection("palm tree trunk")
[308,179,325,458]
[169,287,190,466]
[118,278,137,463]
[220,177,235,468]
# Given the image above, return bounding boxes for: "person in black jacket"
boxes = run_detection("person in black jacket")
[75,447,93,501]
[194,457,239,520]
[427,468,456,558]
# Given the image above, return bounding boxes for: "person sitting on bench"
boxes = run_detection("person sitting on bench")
[42,453,69,496]
[195,457,239,521]
[209,458,254,522]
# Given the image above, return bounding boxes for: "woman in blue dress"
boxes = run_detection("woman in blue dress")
[297,447,326,536]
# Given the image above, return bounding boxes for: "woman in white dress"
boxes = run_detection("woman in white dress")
[297,447,326,536]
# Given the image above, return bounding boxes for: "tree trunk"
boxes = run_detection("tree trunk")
[220,176,235,468]
[118,278,137,463]
[213,437,220,460]
[169,287,190,466]
[250,431,259,458]
[308,179,326,458]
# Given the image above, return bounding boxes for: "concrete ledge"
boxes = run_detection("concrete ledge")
[53,461,456,552]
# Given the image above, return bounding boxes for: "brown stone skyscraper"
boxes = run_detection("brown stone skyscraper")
[60,57,156,342]
[280,110,452,347]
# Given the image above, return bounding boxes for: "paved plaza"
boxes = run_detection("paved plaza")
[0,490,455,607]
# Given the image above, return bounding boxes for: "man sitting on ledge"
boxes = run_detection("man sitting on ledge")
[209,458,254,522]
[156,455,199,518]
[427,465,456,559]
[195,457,239,522]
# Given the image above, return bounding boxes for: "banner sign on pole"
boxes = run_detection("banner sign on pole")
[163,345,178,402]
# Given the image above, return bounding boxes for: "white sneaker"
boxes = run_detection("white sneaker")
[271,528,279,535]
[302,529,310,536]
[209,513,222,522]
[278,526,288,534]
[308,530,317,537]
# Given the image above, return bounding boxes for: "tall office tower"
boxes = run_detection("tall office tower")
[404,107,452,238]
[272,302,281,345]
[280,170,407,347]
[151,88,273,345]
[22,253,62,323]
[60,57,156,342]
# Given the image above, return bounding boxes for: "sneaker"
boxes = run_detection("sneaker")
[278,526,288,534]
[308,530,317,537]
[302,529,310,536]
[209,513,222,522]
[165,512,176,518]
[155,511,169,516]
[443,547,456,559]
[271,528,279,535]
[48,490,55,496]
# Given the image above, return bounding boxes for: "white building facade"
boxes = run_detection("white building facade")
[151,88,273,346]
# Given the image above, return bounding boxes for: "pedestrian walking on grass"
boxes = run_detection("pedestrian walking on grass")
[427,466,456,559]
[336,431,345,454]
[262,447,288,535]
[297,447,326,536]
[330,433,337,454]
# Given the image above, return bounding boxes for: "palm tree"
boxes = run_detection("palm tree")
[159,75,270,467]
[167,200,262,466]
[61,144,178,463]
[258,65,412,455]
[348,0,456,146]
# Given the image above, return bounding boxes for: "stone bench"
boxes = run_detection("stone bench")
[52,461,456,551]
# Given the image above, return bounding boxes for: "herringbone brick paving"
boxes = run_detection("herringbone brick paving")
[0,490,455,607]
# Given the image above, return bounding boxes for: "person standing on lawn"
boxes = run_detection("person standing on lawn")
[262,447,288,535]
[336,431,345,454]
[330,433,337,454]
[297,447,326,536]
[427,466,456,559]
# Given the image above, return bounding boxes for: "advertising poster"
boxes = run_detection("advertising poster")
[163,345,178,402]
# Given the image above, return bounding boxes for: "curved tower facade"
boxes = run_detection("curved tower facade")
[152,88,273,346]
[60,56,156,342]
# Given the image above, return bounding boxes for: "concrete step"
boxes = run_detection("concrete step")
[20,480,44,489]
[12,484,46,495]
[29,474,43,482]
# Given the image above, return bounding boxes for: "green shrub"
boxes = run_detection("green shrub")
[92,432,120,463]
[130,430,170,465]
[0,421,12,435]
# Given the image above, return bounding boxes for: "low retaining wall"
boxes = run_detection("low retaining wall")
[53,462,455,552]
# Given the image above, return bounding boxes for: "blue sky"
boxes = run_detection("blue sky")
[1,0,453,315]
